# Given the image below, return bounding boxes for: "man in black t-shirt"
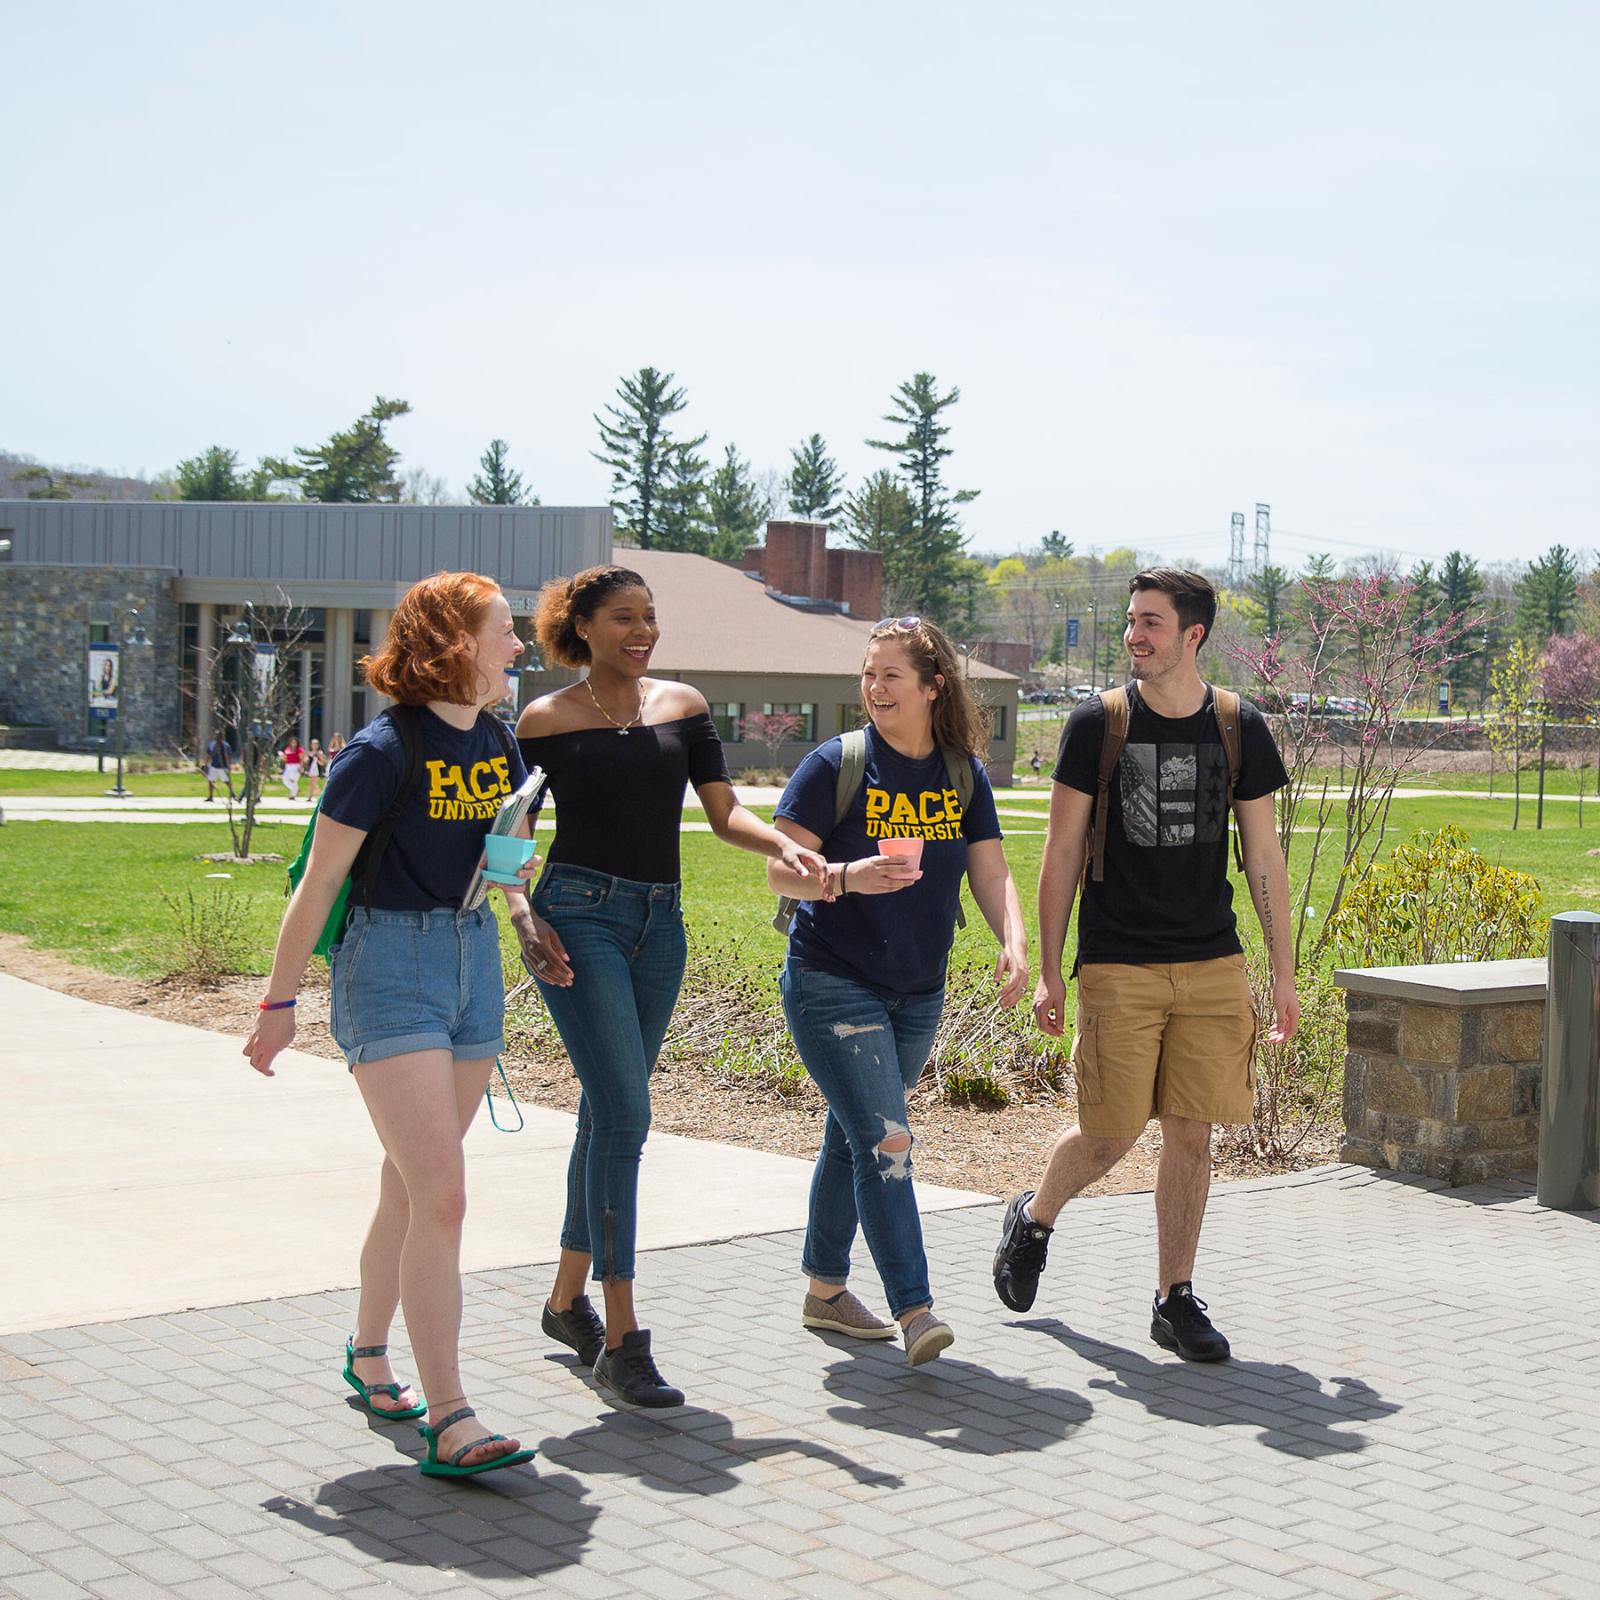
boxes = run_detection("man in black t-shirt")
[993,569,1297,1361]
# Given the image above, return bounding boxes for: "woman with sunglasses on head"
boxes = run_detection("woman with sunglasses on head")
[514,565,827,1408]
[768,616,1028,1364]
[242,572,543,1479]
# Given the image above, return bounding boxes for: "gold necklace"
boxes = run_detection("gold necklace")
[585,675,645,735]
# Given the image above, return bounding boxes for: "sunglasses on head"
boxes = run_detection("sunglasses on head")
[871,615,922,634]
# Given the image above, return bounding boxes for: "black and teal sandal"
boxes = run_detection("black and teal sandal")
[417,1405,536,1479]
[342,1336,427,1421]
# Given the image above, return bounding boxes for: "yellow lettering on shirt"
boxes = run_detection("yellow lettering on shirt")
[423,758,512,821]
[861,786,966,841]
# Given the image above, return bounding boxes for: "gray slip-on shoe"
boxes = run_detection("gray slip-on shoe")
[802,1290,897,1340]
[901,1311,955,1366]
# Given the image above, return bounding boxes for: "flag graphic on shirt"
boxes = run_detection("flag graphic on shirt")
[1118,743,1228,848]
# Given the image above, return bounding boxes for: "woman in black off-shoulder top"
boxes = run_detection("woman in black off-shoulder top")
[514,565,826,1409]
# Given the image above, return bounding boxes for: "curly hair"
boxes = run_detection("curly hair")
[862,617,990,759]
[362,571,504,705]
[534,565,650,668]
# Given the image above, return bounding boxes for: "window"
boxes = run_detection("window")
[991,704,1007,740]
[762,702,815,742]
[837,702,866,735]
[708,701,743,742]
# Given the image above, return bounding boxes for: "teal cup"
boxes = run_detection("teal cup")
[483,834,535,886]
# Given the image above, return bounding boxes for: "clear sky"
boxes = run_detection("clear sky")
[5,1,1596,572]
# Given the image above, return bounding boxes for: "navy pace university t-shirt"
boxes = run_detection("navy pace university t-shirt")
[319,708,527,910]
[776,726,1003,996]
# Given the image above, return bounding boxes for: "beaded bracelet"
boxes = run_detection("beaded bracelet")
[258,997,297,1011]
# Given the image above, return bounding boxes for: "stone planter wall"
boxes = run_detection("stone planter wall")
[1337,960,1546,1185]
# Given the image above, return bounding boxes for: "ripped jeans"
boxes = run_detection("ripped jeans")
[780,959,945,1318]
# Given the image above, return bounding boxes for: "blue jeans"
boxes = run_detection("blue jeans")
[531,864,686,1283]
[780,959,945,1318]
[329,903,504,1068]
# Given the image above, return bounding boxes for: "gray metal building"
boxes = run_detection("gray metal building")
[0,501,611,752]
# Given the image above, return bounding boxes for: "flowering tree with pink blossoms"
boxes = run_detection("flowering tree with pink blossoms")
[1225,574,1482,968]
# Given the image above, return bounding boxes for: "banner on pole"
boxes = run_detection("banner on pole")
[88,644,119,712]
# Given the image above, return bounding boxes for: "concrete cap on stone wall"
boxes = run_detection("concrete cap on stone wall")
[1334,960,1547,1007]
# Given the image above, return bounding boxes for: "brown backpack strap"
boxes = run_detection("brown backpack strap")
[1210,685,1245,872]
[1086,686,1130,883]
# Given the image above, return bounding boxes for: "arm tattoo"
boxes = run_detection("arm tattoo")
[1258,871,1274,949]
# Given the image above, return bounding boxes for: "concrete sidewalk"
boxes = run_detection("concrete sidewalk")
[0,974,987,1336]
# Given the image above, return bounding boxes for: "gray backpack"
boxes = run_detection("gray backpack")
[772,728,976,935]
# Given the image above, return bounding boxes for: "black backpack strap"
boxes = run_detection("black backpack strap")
[352,706,425,910]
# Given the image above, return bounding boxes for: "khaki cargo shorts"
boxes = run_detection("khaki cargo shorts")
[1071,955,1257,1138]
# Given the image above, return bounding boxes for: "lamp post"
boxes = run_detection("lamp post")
[106,608,152,799]
[1087,602,1099,690]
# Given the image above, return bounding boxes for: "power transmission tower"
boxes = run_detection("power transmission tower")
[1253,502,1271,576]
[1226,512,1246,589]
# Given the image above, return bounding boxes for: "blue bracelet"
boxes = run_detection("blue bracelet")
[258,997,297,1012]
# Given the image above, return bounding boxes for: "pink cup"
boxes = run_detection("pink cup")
[878,836,925,870]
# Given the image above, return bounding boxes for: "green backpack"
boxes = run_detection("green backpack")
[285,706,426,960]
[772,727,976,936]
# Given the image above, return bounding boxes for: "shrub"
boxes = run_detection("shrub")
[1325,823,1545,968]
[160,885,254,985]
[1220,951,1347,1163]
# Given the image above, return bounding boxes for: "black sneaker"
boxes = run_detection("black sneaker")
[993,1190,1052,1312]
[541,1294,606,1367]
[592,1329,684,1409]
[1151,1282,1231,1362]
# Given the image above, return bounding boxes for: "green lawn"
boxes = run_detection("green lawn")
[0,768,247,798]
[0,791,1589,987]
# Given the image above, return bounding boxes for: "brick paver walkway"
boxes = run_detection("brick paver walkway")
[3,1165,1597,1600]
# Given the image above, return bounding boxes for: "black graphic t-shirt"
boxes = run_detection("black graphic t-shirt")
[320,708,526,910]
[777,726,1003,995]
[1054,685,1287,967]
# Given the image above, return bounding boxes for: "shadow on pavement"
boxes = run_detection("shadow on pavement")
[1019,1318,1397,1457]
[264,1465,597,1579]
[821,1349,1093,1453]
[539,1403,905,1494]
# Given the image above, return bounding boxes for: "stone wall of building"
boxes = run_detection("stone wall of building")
[0,565,181,753]
[1339,965,1545,1185]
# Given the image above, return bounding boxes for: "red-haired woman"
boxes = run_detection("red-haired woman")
[514,565,827,1408]
[243,572,541,1480]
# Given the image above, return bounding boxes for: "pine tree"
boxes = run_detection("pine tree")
[1247,564,1291,637]
[467,439,536,505]
[705,444,772,560]
[592,367,707,549]
[865,372,978,622]
[174,446,250,501]
[264,396,411,503]
[1515,544,1580,641]
[839,470,917,606]
[785,433,845,522]
[1038,529,1073,561]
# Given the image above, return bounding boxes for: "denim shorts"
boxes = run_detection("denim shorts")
[328,903,505,1069]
